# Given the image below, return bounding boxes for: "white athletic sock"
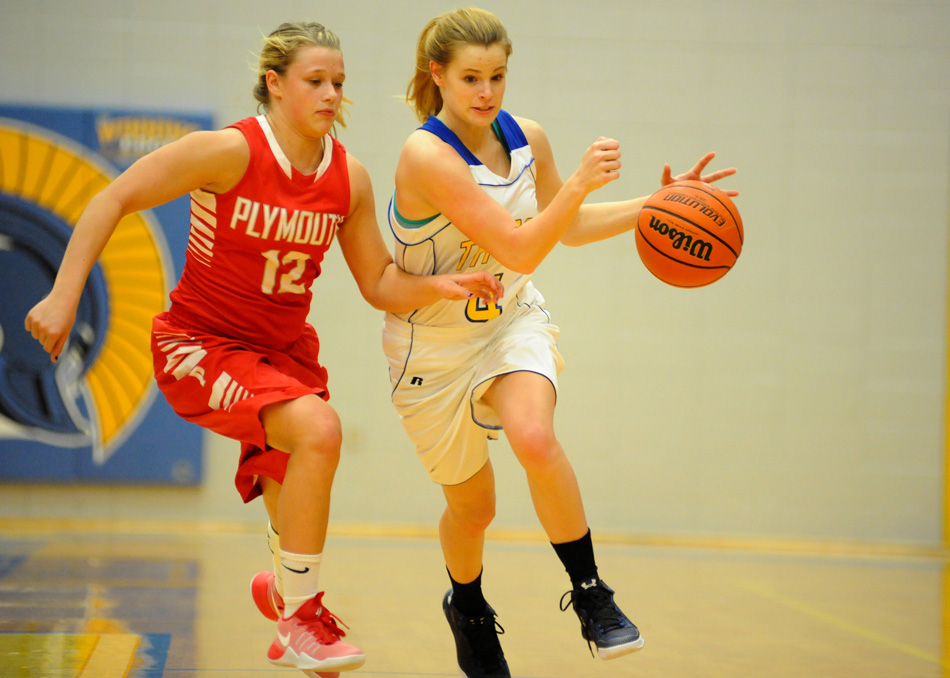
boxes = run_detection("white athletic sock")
[267,521,283,597]
[279,549,323,617]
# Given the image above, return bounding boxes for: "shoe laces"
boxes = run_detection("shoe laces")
[295,592,350,644]
[462,611,506,669]
[560,581,626,633]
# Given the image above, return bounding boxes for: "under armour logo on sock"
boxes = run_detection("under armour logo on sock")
[580,578,598,590]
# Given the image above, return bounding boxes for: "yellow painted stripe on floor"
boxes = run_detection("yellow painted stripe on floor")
[80,634,140,678]
[0,517,947,560]
[739,579,946,667]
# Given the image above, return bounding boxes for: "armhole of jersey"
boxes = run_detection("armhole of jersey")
[391,190,438,230]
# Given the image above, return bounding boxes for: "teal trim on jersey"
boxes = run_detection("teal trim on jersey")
[391,191,439,229]
[492,110,529,151]
[492,120,511,159]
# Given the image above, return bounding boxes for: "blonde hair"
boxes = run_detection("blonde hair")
[253,21,349,128]
[406,7,512,123]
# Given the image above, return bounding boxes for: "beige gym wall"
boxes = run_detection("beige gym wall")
[0,0,947,550]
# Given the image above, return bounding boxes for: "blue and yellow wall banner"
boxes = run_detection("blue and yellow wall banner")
[0,105,212,484]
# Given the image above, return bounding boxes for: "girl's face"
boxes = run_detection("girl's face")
[431,42,508,129]
[269,45,345,139]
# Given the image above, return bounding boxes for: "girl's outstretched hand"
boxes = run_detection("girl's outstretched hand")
[661,152,738,197]
[433,271,504,303]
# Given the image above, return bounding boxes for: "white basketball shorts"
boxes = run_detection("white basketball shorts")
[382,289,563,485]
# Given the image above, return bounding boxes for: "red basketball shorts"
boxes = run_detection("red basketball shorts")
[151,311,329,502]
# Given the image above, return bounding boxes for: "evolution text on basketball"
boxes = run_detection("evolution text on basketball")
[662,194,726,227]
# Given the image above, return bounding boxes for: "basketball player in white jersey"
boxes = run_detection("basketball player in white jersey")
[384,8,738,677]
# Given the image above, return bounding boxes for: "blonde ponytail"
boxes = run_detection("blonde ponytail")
[406,8,512,123]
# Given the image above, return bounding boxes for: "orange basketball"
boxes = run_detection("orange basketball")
[635,180,743,288]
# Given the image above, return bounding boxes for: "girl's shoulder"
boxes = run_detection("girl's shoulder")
[400,126,470,169]
[174,126,249,166]
[509,115,546,146]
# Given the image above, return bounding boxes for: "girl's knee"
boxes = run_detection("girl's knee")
[298,415,342,464]
[448,501,495,534]
[511,427,561,472]
[310,406,343,451]
[445,488,496,533]
[267,396,343,460]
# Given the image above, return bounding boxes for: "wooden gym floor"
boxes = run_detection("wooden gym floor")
[0,521,945,678]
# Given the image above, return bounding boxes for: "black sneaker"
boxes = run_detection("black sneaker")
[560,578,643,659]
[442,590,511,678]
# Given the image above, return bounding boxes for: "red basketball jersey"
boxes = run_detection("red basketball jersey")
[167,115,350,348]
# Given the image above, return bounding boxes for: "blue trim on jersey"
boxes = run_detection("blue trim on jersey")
[421,117,481,165]
[419,113,536,190]
[492,110,529,150]
[391,111,534,251]
[485,157,535,189]
[421,110,528,167]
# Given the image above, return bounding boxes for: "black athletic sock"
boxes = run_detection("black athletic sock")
[448,567,488,617]
[552,528,599,589]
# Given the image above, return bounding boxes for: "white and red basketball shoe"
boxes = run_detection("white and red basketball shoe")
[266,591,364,674]
[250,573,348,677]
[250,570,283,621]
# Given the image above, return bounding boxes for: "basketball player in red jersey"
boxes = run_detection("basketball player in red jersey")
[25,22,502,678]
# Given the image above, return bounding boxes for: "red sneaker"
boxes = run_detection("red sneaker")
[267,592,365,672]
[250,571,283,621]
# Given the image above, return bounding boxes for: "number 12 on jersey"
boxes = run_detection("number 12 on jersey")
[260,249,310,295]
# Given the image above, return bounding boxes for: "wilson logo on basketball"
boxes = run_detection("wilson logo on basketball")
[661,194,726,227]
[635,180,743,288]
[644,215,713,262]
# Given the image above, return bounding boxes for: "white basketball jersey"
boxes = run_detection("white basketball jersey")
[388,110,540,328]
